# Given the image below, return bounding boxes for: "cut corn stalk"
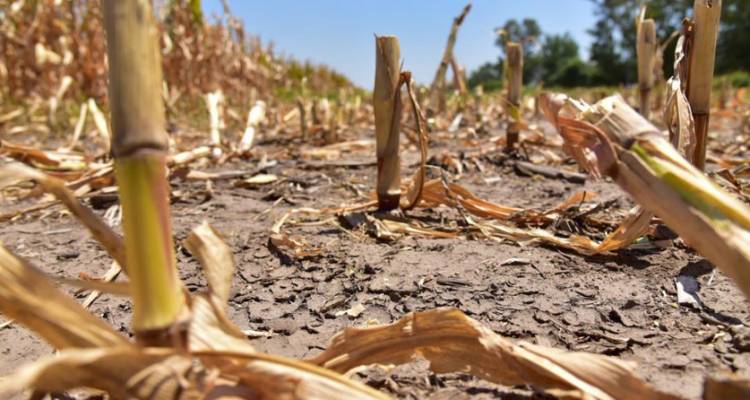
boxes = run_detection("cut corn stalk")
[505,42,523,150]
[205,90,226,160]
[541,93,750,301]
[103,0,186,346]
[239,100,266,153]
[373,35,402,210]
[687,0,722,169]
[429,3,472,111]
[48,75,73,123]
[87,98,110,155]
[450,54,468,95]
[63,102,89,151]
[636,13,656,119]
[297,97,309,138]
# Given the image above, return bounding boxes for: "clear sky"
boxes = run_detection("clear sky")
[202,1,597,89]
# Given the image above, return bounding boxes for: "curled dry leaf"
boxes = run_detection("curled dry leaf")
[0,348,180,400]
[0,347,392,400]
[276,176,648,255]
[374,217,459,240]
[1,140,89,171]
[309,308,677,400]
[418,178,646,253]
[0,163,126,268]
[594,206,653,253]
[269,210,325,260]
[468,217,608,255]
[703,376,750,400]
[0,243,128,350]
[184,221,235,306]
[664,32,696,160]
[269,233,323,260]
[188,294,257,354]
[53,274,131,297]
[400,72,429,211]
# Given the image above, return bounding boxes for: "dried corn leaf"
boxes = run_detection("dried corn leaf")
[0,243,128,349]
[189,294,257,354]
[418,179,598,227]
[54,275,131,296]
[301,140,374,160]
[539,93,617,178]
[594,206,653,253]
[181,222,259,353]
[62,102,89,152]
[0,347,391,400]
[376,218,458,239]
[209,352,391,400]
[269,233,323,260]
[82,261,122,309]
[0,348,177,399]
[419,178,523,219]
[0,163,126,268]
[400,72,429,210]
[184,222,234,306]
[309,308,676,400]
[703,376,750,400]
[664,31,695,159]
[1,140,89,171]
[469,217,607,254]
[269,211,325,260]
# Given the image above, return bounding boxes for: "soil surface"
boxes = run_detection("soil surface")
[1,117,749,399]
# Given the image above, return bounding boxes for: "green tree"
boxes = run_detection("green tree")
[539,33,594,87]
[586,0,735,83]
[717,1,750,73]
[467,61,503,91]
[588,19,627,85]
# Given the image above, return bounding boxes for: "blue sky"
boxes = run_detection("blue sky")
[202,1,597,89]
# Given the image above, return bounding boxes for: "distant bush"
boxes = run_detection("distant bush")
[544,58,597,88]
[468,62,503,91]
[716,71,750,88]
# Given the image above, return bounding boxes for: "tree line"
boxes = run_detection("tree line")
[468,0,750,89]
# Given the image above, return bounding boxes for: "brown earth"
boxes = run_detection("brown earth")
[0,118,748,399]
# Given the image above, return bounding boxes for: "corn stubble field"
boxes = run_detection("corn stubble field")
[0,0,749,399]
